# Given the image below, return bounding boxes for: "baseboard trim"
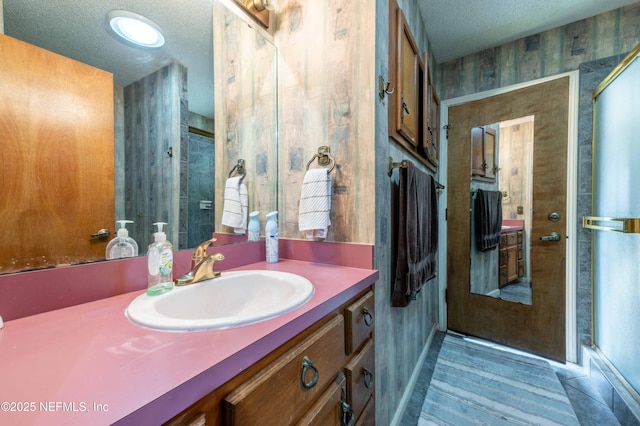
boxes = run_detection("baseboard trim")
[389,324,437,426]
[583,345,640,426]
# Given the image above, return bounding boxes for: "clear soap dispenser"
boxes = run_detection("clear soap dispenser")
[147,222,174,296]
[106,220,139,259]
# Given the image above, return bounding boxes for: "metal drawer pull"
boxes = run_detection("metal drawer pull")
[362,367,374,389]
[301,356,319,389]
[341,389,355,426]
[362,307,373,327]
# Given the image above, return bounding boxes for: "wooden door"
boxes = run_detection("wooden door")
[0,35,114,273]
[447,77,569,361]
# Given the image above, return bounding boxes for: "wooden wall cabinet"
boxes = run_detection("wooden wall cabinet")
[165,290,375,426]
[424,69,440,169]
[499,230,523,288]
[388,0,439,172]
[471,125,497,181]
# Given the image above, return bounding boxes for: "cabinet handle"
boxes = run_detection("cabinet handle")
[401,94,411,120]
[362,367,374,389]
[362,307,374,327]
[341,388,355,426]
[300,356,319,389]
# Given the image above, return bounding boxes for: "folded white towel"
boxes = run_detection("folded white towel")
[221,177,248,234]
[298,168,332,239]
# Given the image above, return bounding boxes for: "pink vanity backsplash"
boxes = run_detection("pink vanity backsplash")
[0,239,374,322]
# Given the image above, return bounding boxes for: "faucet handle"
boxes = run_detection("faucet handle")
[192,238,217,265]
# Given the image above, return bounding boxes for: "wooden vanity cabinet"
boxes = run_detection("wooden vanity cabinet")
[164,289,375,426]
[499,230,523,287]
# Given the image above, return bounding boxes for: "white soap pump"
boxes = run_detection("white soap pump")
[106,220,139,259]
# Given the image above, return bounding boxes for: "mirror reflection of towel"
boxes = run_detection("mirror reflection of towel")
[474,189,502,251]
[221,177,248,234]
[298,168,332,239]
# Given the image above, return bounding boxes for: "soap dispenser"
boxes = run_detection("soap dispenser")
[106,220,139,259]
[265,211,278,263]
[147,222,174,296]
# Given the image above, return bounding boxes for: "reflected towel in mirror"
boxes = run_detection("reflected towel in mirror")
[221,177,248,234]
[474,189,502,251]
[298,168,332,239]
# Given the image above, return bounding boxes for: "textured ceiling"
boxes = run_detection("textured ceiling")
[3,0,639,119]
[420,0,640,63]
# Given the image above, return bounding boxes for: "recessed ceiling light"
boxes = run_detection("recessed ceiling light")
[107,10,165,49]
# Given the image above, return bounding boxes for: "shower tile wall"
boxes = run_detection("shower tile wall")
[187,132,215,248]
[123,62,187,248]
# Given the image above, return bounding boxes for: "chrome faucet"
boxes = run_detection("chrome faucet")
[175,238,225,286]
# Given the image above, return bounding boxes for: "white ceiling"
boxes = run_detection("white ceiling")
[420,0,640,63]
[3,0,638,119]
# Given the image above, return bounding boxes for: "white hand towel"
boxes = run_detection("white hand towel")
[221,177,248,234]
[298,168,332,239]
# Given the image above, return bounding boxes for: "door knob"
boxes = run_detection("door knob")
[540,232,561,241]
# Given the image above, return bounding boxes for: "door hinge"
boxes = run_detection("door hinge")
[443,124,451,139]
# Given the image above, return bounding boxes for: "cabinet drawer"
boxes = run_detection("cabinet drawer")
[345,291,375,354]
[223,315,346,425]
[344,338,374,420]
[355,396,375,426]
[517,231,523,244]
[295,373,346,426]
[499,234,507,249]
[506,232,518,246]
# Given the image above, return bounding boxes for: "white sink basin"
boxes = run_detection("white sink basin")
[126,270,314,331]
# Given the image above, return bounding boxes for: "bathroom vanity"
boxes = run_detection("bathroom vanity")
[0,249,378,425]
[499,227,524,288]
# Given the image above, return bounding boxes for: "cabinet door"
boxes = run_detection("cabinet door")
[295,373,346,426]
[483,127,497,180]
[424,65,440,171]
[471,126,485,176]
[471,125,497,181]
[223,315,346,425]
[506,246,518,282]
[395,7,421,147]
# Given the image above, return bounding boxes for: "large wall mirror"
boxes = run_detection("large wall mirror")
[470,116,534,305]
[0,0,277,275]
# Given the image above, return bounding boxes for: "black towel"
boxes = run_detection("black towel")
[392,161,438,307]
[474,189,502,252]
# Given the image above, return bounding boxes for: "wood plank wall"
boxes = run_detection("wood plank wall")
[213,3,278,233]
[275,0,376,243]
[435,4,640,100]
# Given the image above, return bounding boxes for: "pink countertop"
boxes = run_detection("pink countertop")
[501,220,524,232]
[0,260,378,425]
